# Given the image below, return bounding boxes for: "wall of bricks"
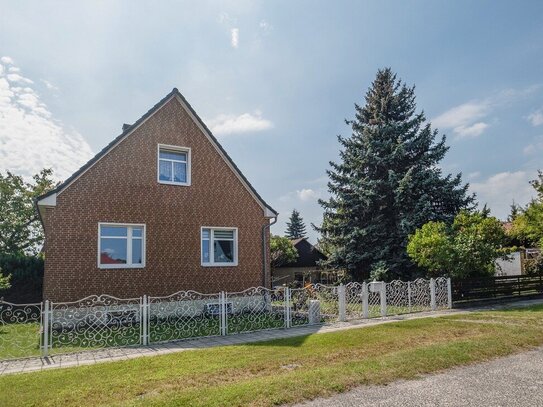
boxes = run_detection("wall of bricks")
[43,97,272,302]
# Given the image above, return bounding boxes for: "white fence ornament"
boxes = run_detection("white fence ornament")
[0,278,451,362]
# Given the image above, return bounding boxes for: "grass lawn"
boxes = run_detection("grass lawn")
[0,323,42,359]
[2,305,543,406]
[0,312,308,360]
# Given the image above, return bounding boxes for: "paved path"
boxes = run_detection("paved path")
[1,298,541,376]
[297,346,543,406]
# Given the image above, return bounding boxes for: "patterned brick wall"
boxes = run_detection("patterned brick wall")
[43,97,271,302]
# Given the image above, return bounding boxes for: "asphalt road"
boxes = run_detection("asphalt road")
[296,347,543,406]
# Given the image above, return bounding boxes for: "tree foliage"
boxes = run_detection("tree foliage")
[0,253,44,301]
[316,68,473,280]
[270,235,298,269]
[407,210,509,278]
[509,170,543,248]
[0,267,11,291]
[0,169,56,255]
[285,209,307,239]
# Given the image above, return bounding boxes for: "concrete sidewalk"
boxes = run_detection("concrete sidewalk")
[1,298,540,376]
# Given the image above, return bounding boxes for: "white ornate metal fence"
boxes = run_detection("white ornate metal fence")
[0,277,451,362]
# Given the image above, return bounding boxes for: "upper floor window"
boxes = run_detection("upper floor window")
[201,227,238,266]
[158,144,191,186]
[98,223,145,269]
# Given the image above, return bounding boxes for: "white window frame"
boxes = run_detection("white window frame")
[98,222,146,269]
[201,226,238,267]
[157,144,191,186]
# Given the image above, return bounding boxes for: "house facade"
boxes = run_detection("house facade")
[37,89,277,302]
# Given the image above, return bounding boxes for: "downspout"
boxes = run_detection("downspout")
[262,216,277,288]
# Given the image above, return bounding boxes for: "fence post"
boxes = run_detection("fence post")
[41,300,50,357]
[408,281,412,312]
[338,284,346,322]
[362,282,369,318]
[141,295,148,346]
[380,282,387,317]
[447,278,452,309]
[284,287,291,329]
[220,291,227,336]
[430,278,436,311]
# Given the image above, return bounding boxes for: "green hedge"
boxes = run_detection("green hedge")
[0,253,44,303]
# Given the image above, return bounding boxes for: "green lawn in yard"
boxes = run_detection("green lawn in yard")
[0,323,41,359]
[2,304,543,406]
[0,312,308,360]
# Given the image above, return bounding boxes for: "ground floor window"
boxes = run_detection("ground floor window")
[201,227,238,266]
[98,223,145,268]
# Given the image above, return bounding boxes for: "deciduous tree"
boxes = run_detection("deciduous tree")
[407,210,509,278]
[0,169,56,255]
[270,235,298,269]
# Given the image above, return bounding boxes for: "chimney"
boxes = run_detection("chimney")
[122,123,131,132]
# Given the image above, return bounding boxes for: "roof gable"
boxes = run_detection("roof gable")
[37,88,277,218]
[280,238,327,268]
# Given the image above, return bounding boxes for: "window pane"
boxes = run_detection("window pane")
[173,161,187,183]
[100,238,127,264]
[159,150,186,161]
[132,227,143,238]
[100,226,127,237]
[202,229,210,239]
[159,160,172,182]
[214,240,234,263]
[132,239,143,264]
[214,230,234,239]
[202,239,210,263]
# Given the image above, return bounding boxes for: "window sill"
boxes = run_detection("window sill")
[158,180,191,187]
[99,264,146,270]
[201,263,238,268]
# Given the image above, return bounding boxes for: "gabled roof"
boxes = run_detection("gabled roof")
[279,237,327,268]
[290,237,305,247]
[37,88,278,218]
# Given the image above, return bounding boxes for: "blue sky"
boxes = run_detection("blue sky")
[1,1,542,242]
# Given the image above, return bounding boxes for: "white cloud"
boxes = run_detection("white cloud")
[470,171,535,220]
[297,188,318,201]
[0,57,93,181]
[432,101,490,139]
[433,86,542,140]
[41,79,59,91]
[6,73,33,84]
[259,20,273,32]
[0,56,14,65]
[467,171,481,180]
[527,108,543,126]
[454,122,488,138]
[230,28,239,48]
[523,136,543,155]
[208,111,273,136]
[279,187,322,203]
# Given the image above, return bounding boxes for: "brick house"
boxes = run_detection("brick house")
[37,89,278,302]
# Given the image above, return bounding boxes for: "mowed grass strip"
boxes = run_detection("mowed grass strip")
[2,305,543,407]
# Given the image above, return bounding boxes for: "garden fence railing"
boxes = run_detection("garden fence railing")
[0,277,451,362]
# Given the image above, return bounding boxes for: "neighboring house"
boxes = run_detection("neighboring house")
[496,222,541,276]
[272,238,329,286]
[37,89,277,302]
[496,251,523,276]
[496,248,542,276]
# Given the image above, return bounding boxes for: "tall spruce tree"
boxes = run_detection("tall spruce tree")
[285,209,307,239]
[316,68,473,281]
